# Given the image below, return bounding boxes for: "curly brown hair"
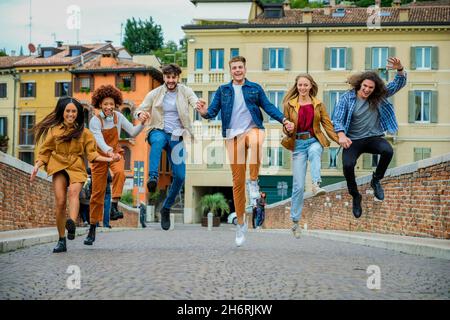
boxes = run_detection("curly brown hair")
[347,71,388,110]
[91,85,123,108]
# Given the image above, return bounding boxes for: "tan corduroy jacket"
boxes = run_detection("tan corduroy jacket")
[281,96,339,151]
[134,84,198,138]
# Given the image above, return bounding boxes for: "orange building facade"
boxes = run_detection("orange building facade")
[71,48,168,205]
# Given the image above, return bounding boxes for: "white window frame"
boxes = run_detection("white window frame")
[210,49,224,71]
[414,91,431,123]
[372,47,389,69]
[416,47,432,70]
[267,90,285,123]
[330,47,346,70]
[269,48,285,70]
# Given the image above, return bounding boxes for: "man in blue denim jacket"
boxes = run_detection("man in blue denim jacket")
[197,56,294,247]
[332,57,407,218]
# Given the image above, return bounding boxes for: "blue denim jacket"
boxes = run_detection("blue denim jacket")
[203,79,285,138]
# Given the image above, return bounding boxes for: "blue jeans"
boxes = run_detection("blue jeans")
[103,183,111,227]
[290,137,323,222]
[148,129,186,209]
[255,207,265,227]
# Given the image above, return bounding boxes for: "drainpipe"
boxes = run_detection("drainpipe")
[12,71,20,157]
[306,26,310,74]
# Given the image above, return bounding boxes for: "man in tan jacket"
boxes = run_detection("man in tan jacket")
[134,63,198,230]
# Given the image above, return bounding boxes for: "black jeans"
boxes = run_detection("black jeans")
[342,136,393,197]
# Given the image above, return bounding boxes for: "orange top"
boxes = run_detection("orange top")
[36,124,100,183]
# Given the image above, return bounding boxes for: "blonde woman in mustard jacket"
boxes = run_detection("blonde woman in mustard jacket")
[281,74,339,238]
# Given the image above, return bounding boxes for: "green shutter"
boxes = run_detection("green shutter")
[410,47,416,70]
[323,91,330,115]
[423,148,431,160]
[324,47,330,70]
[262,48,269,70]
[321,148,329,169]
[388,47,396,59]
[408,91,415,123]
[431,91,438,123]
[363,154,372,169]
[365,48,372,70]
[413,148,421,162]
[55,82,59,97]
[431,46,439,70]
[388,146,396,168]
[68,82,73,96]
[284,48,291,71]
[336,149,343,170]
[283,149,290,169]
[32,83,36,97]
[346,47,352,71]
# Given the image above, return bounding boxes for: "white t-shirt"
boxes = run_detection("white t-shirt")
[226,84,256,139]
[163,91,183,135]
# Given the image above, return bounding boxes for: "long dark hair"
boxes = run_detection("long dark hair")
[347,71,388,109]
[34,96,85,143]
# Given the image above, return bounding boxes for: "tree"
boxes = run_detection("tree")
[152,39,187,67]
[122,17,164,55]
[19,46,24,56]
[0,49,7,57]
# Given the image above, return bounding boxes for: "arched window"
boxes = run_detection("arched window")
[122,145,131,171]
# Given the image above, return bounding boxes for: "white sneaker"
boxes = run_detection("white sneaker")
[291,222,301,239]
[235,223,246,247]
[312,182,326,197]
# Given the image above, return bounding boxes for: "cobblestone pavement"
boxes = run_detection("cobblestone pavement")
[0,224,449,300]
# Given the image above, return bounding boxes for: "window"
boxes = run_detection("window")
[371,47,389,69]
[414,91,431,123]
[19,114,35,145]
[330,48,346,70]
[328,90,345,117]
[122,146,131,170]
[210,49,224,70]
[414,147,431,162]
[329,147,338,168]
[71,49,81,57]
[0,83,6,98]
[43,50,53,58]
[0,117,7,136]
[195,49,203,70]
[207,146,223,168]
[264,147,283,167]
[208,91,221,121]
[415,47,431,69]
[120,107,132,139]
[269,48,285,70]
[19,152,34,165]
[194,91,203,121]
[230,48,239,58]
[20,83,36,98]
[55,82,70,97]
[81,77,90,90]
[268,91,285,122]
[117,74,134,91]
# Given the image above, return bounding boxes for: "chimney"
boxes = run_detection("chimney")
[302,9,313,24]
[399,7,409,22]
[283,0,291,11]
[11,50,16,56]
[375,0,381,7]
[324,5,331,15]
[392,0,401,7]
[56,41,63,48]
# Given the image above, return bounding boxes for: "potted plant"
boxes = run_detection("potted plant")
[0,135,9,153]
[199,193,230,227]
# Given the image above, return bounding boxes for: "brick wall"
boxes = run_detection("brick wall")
[0,152,139,231]
[264,153,450,239]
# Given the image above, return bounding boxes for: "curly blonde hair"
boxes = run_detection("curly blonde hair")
[91,85,123,108]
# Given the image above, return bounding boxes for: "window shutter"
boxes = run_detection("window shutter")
[68,82,73,96]
[324,47,330,70]
[321,148,330,169]
[284,48,291,71]
[90,76,94,92]
[32,83,36,97]
[131,75,136,91]
[323,91,330,116]
[262,48,269,71]
[410,47,416,70]
[115,74,120,88]
[423,148,431,160]
[20,83,25,97]
[74,77,80,93]
[431,91,438,123]
[55,82,59,97]
[388,47,396,59]
[346,47,352,71]
[365,48,372,70]
[363,154,372,169]
[431,46,439,70]
[282,149,290,169]
[413,148,421,162]
[408,91,415,123]
[336,148,343,170]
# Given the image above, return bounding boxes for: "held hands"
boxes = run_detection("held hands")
[138,111,151,125]
[283,119,295,133]
[386,57,403,71]
[196,98,208,116]
[338,133,352,149]
[106,151,122,162]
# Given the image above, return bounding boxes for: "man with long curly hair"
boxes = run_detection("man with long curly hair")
[85,85,149,245]
[133,63,198,231]
[332,57,407,218]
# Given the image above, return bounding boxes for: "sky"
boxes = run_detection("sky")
[0,0,197,55]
